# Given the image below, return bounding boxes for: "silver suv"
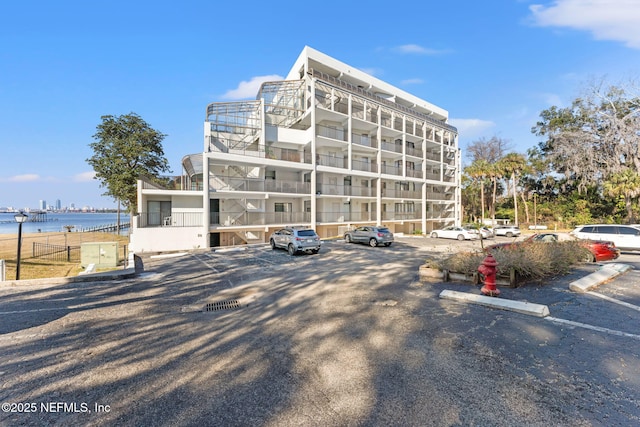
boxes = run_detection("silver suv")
[270,227,321,255]
[494,225,521,237]
[344,226,394,247]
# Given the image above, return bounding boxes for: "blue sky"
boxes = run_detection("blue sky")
[1,0,639,210]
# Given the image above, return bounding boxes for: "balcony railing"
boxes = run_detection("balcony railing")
[210,141,309,164]
[317,124,347,142]
[381,141,403,154]
[137,212,203,228]
[406,169,422,178]
[381,189,422,199]
[382,211,422,220]
[406,146,423,158]
[210,177,311,194]
[352,134,378,149]
[140,176,203,191]
[316,184,375,197]
[381,164,403,176]
[316,211,378,222]
[211,211,311,226]
[352,159,378,173]
[317,153,347,168]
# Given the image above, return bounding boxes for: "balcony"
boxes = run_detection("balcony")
[352,134,378,149]
[317,153,347,168]
[211,211,311,226]
[316,211,377,222]
[317,124,347,142]
[137,212,203,228]
[140,176,203,191]
[352,159,378,173]
[381,188,421,199]
[382,211,422,221]
[316,184,375,197]
[211,177,311,194]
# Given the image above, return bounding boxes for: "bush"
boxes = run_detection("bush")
[435,241,592,283]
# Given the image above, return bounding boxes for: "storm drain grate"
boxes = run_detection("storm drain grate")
[204,300,241,312]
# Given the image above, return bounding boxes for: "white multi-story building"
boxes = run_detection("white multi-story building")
[130,46,460,253]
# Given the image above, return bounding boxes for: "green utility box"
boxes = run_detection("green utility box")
[81,242,118,268]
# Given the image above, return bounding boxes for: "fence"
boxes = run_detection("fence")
[32,242,80,262]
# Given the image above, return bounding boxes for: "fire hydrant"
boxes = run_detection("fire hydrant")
[478,253,500,297]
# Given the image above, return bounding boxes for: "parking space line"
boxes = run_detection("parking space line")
[545,316,640,340]
[586,291,640,312]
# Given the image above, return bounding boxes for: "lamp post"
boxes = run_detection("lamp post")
[533,192,538,230]
[14,212,28,280]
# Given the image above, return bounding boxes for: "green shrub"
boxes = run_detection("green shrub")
[435,241,592,283]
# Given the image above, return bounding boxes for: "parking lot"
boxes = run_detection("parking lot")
[1,236,639,426]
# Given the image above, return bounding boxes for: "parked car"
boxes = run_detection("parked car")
[571,224,640,251]
[344,226,394,247]
[270,227,321,255]
[493,225,521,237]
[487,233,620,262]
[464,225,494,239]
[430,226,479,241]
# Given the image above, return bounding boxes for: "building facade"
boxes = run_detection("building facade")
[130,47,460,252]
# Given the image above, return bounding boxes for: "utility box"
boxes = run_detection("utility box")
[81,242,118,269]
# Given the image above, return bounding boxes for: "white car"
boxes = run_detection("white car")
[571,224,640,250]
[494,225,521,237]
[430,226,479,241]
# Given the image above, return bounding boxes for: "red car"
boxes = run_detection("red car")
[487,233,619,262]
[584,240,620,262]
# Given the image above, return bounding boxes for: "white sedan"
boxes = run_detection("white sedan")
[430,226,479,241]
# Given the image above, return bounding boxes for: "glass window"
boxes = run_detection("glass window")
[618,226,639,235]
[597,226,617,234]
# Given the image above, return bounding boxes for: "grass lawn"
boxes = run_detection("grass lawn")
[0,231,130,281]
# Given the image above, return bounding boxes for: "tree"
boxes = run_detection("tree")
[465,135,512,163]
[464,159,490,223]
[87,113,171,212]
[602,169,640,223]
[532,78,640,193]
[498,153,527,226]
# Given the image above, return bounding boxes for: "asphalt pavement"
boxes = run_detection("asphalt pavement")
[1,236,639,426]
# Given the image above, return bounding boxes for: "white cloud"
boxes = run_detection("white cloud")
[395,44,450,55]
[358,67,381,77]
[74,171,96,182]
[530,0,640,49]
[221,74,284,100]
[449,118,495,139]
[400,78,424,85]
[7,174,40,182]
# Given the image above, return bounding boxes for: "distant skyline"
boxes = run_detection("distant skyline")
[1,0,639,209]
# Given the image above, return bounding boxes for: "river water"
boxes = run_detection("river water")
[0,212,127,235]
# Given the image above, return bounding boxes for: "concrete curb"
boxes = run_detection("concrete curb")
[439,290,551,317]
[569,263,633,293]
[0,268,137,287]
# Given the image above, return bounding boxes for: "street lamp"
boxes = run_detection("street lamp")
[14,212,28,280]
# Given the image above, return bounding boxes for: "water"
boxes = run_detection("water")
[0,212,128,235]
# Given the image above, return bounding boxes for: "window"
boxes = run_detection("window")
[618,226,640,235]
[597,226,617,234]
[266,170,276,180]
[274,203,291,212]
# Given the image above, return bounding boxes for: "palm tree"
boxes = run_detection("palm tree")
[603,169,640,223]
[498,153,527,226]
[465,159,490,223]
[487,162,503,228]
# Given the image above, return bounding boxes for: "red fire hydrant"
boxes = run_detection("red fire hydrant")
[478,253,500,297]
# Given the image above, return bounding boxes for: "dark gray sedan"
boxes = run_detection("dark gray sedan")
[344,226,394,247]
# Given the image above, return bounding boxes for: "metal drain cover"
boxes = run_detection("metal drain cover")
[204,300,241,312]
